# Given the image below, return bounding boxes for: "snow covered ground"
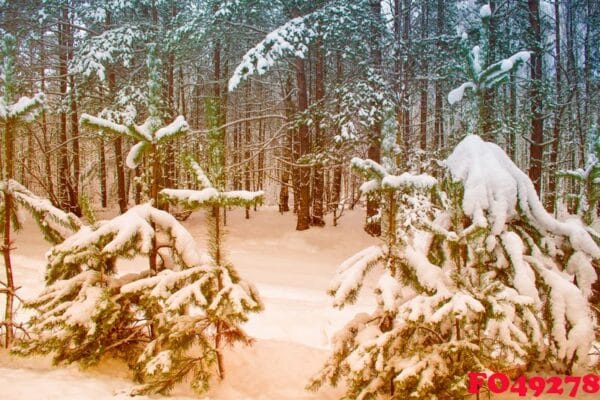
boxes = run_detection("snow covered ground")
[1,206,598,399]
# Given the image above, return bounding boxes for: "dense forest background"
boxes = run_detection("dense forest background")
[0,0,598,231]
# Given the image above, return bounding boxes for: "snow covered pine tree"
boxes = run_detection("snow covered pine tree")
[15,167,262,395]
[160,155,264,380]
[309,135,599,399]
[15,46,262,395]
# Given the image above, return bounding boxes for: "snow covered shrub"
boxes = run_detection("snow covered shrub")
[309,135,599,399]
[15,201,261,395]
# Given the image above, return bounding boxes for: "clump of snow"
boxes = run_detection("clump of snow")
[155,115,189,142]
[500,51,531,72]
[125,141,148,168]
[229,17,316,91]
[382,173,437,190]
[447,82,476,105]
[445,135,600,258]
[480,4,492,18]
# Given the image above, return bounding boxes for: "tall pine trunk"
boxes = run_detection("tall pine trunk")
[365,0,383,236]
[547,0,563,212]
[527,0,544,195]
[295,56,311,231]
[419,1,429,151]
[311,41,325,226]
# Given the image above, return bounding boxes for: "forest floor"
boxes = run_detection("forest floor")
[0,206,598,399]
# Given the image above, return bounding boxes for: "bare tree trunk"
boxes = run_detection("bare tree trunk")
[433,0,444,150]
[365,0,383,236]
[164,5,176,192]
[331,52,343,225]
[311,40,325,226]
[419,1,428,151]
[99,138,107,208]
[2,118,15,348]
[58,4,71,211]
[527,0,544,195]
[565,0,584,165]
[547,0,563,212]
[39,27,55,202]
[480,0,497,141]
[401,0,412,162]
[244,84,252,219]
[295,55,311,231]
[279,76,294,213]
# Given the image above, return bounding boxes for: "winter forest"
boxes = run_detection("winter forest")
[0,0,599,399]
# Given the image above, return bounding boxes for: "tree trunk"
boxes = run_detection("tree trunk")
[401,0,412,162]
[419,1,429,151]
[39,27,55,202]
[279,76,295,213]
[331,52,343,224]
[480,0,497,141]
[104,12,127,213]
[2,118,15,348]
[295,56,311,231]
[547,0,563,212]
[433,0,444,150]
[527,0,544,195]
[99,138,107,208]
[311,40,325,226]
[58,4,71,211]
[244,83,252,219]
[366,0,383,236]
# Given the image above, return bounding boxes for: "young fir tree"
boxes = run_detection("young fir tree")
[447,3,530,141]
[309,135,599,399]
[160,155,264,380]
[15,45,261,395]
[0,33,48,347]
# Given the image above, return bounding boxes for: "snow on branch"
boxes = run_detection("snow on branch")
[47,203,203,283]
[160,188,264,209]
[328,245,384,307]
[80,113,133,138]
[447,81,475,105]
[70,27,145,81]
[185,157,213,189]
[445,135,600,258]
[5,92,45,120]
[531,259,595,367]
[351,157,437,194]
[81,112,191,169]
[2,180,82,243]
[229,16,317,91]
[155,115,190,143]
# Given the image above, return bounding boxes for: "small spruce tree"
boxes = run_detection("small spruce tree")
[16,45,262,395]
[309,135,599,399]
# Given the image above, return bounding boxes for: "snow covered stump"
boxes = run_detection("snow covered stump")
[309,135,599,399]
